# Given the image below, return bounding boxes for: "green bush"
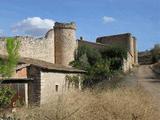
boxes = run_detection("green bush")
[151,46,160,63]
[70,45,127,88]
[83,59,111,87]
[66,75,81,88]
[75,45,101,66]
[101,45,127,60]
[0,86,15,108]
[100,46,127,71]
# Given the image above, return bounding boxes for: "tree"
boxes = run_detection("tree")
[0,38,20,78]
[151,45,160,63]
[70,45,101,70]
[0,38,20,108]
[101,45,127,60]
[101,46,127,70]
[83,59,111,87]
[70,45,128,88]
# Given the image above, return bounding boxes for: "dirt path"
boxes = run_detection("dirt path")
[129,65,160,107]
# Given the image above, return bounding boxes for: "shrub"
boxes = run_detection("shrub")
[101,46,127,71]
[101,45,127,60]
[151,46,160,63]
[70,53,90,70]
[0,86,15,108]
[84,59,111,86]
[66,75,82,89]
[70,45,128,87]
[74,45,101,66]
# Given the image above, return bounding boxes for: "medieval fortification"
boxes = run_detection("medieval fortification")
[0,22,138,71]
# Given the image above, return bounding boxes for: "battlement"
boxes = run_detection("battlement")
[54,22,76,30]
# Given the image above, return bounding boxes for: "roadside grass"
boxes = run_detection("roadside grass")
[14,85,159,120]
[1,70,159,120]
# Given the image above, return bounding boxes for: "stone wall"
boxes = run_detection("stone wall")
[78,40,107,50]
[0,29,55,64]
[96,33,131,50]
[27,66,41,105]
[40,71,79,104]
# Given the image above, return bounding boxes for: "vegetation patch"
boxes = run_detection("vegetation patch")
[14,86,159,120]
[70,45,127,88]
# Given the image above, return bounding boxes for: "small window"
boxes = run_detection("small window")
[55,85,59,92]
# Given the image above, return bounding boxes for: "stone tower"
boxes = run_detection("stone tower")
[54,22,77,66]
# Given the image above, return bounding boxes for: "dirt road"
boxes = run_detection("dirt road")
[129,65,160,106]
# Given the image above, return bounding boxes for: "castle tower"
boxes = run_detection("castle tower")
[54,22,77,66]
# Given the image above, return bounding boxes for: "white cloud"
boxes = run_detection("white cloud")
[103,16,116,23]
[12,17,55,36]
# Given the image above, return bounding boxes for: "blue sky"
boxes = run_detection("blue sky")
[0,0,160,51]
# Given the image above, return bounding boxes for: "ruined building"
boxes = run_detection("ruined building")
[78,33,138,71]
[0,22,138,106]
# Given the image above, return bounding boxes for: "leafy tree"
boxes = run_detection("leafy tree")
[70,45,128,87]
[101,46,127,71]
[101,45,127,59]
[75,45,101,66]
[0,38,20,78]
[151,45,160,63]
[0,38,20,108]
[70,53,90,70]
[83,59,111,87]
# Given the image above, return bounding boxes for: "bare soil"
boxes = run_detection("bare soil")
[126,65,160,109]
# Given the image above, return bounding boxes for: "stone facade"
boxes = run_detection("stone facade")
[17,65,82,105]
[40,72,80,104]
[0,30,55,64]
[78,39,107,50]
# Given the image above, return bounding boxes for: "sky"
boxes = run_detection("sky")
[0,0,160,51]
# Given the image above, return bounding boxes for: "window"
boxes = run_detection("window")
[55,85,58,92]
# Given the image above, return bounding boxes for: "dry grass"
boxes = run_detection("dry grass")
[15,86,159,120]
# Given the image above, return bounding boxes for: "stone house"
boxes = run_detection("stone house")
[0,55,84,106]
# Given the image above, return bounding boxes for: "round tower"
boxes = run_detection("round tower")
[54,22,77,66]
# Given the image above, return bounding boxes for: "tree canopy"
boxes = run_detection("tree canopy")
[70,45,128,87]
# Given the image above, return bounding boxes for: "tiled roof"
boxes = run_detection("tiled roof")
[0,55,85,73]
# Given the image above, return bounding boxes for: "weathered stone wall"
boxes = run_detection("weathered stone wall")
[54,22,77,66]
[96,33,131,50]
[40,71,79,104]
[123,53,133,72]
[0,29,55,64]
[78,40,107,50]
[96,33,138,71]
[27,66,41,105]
